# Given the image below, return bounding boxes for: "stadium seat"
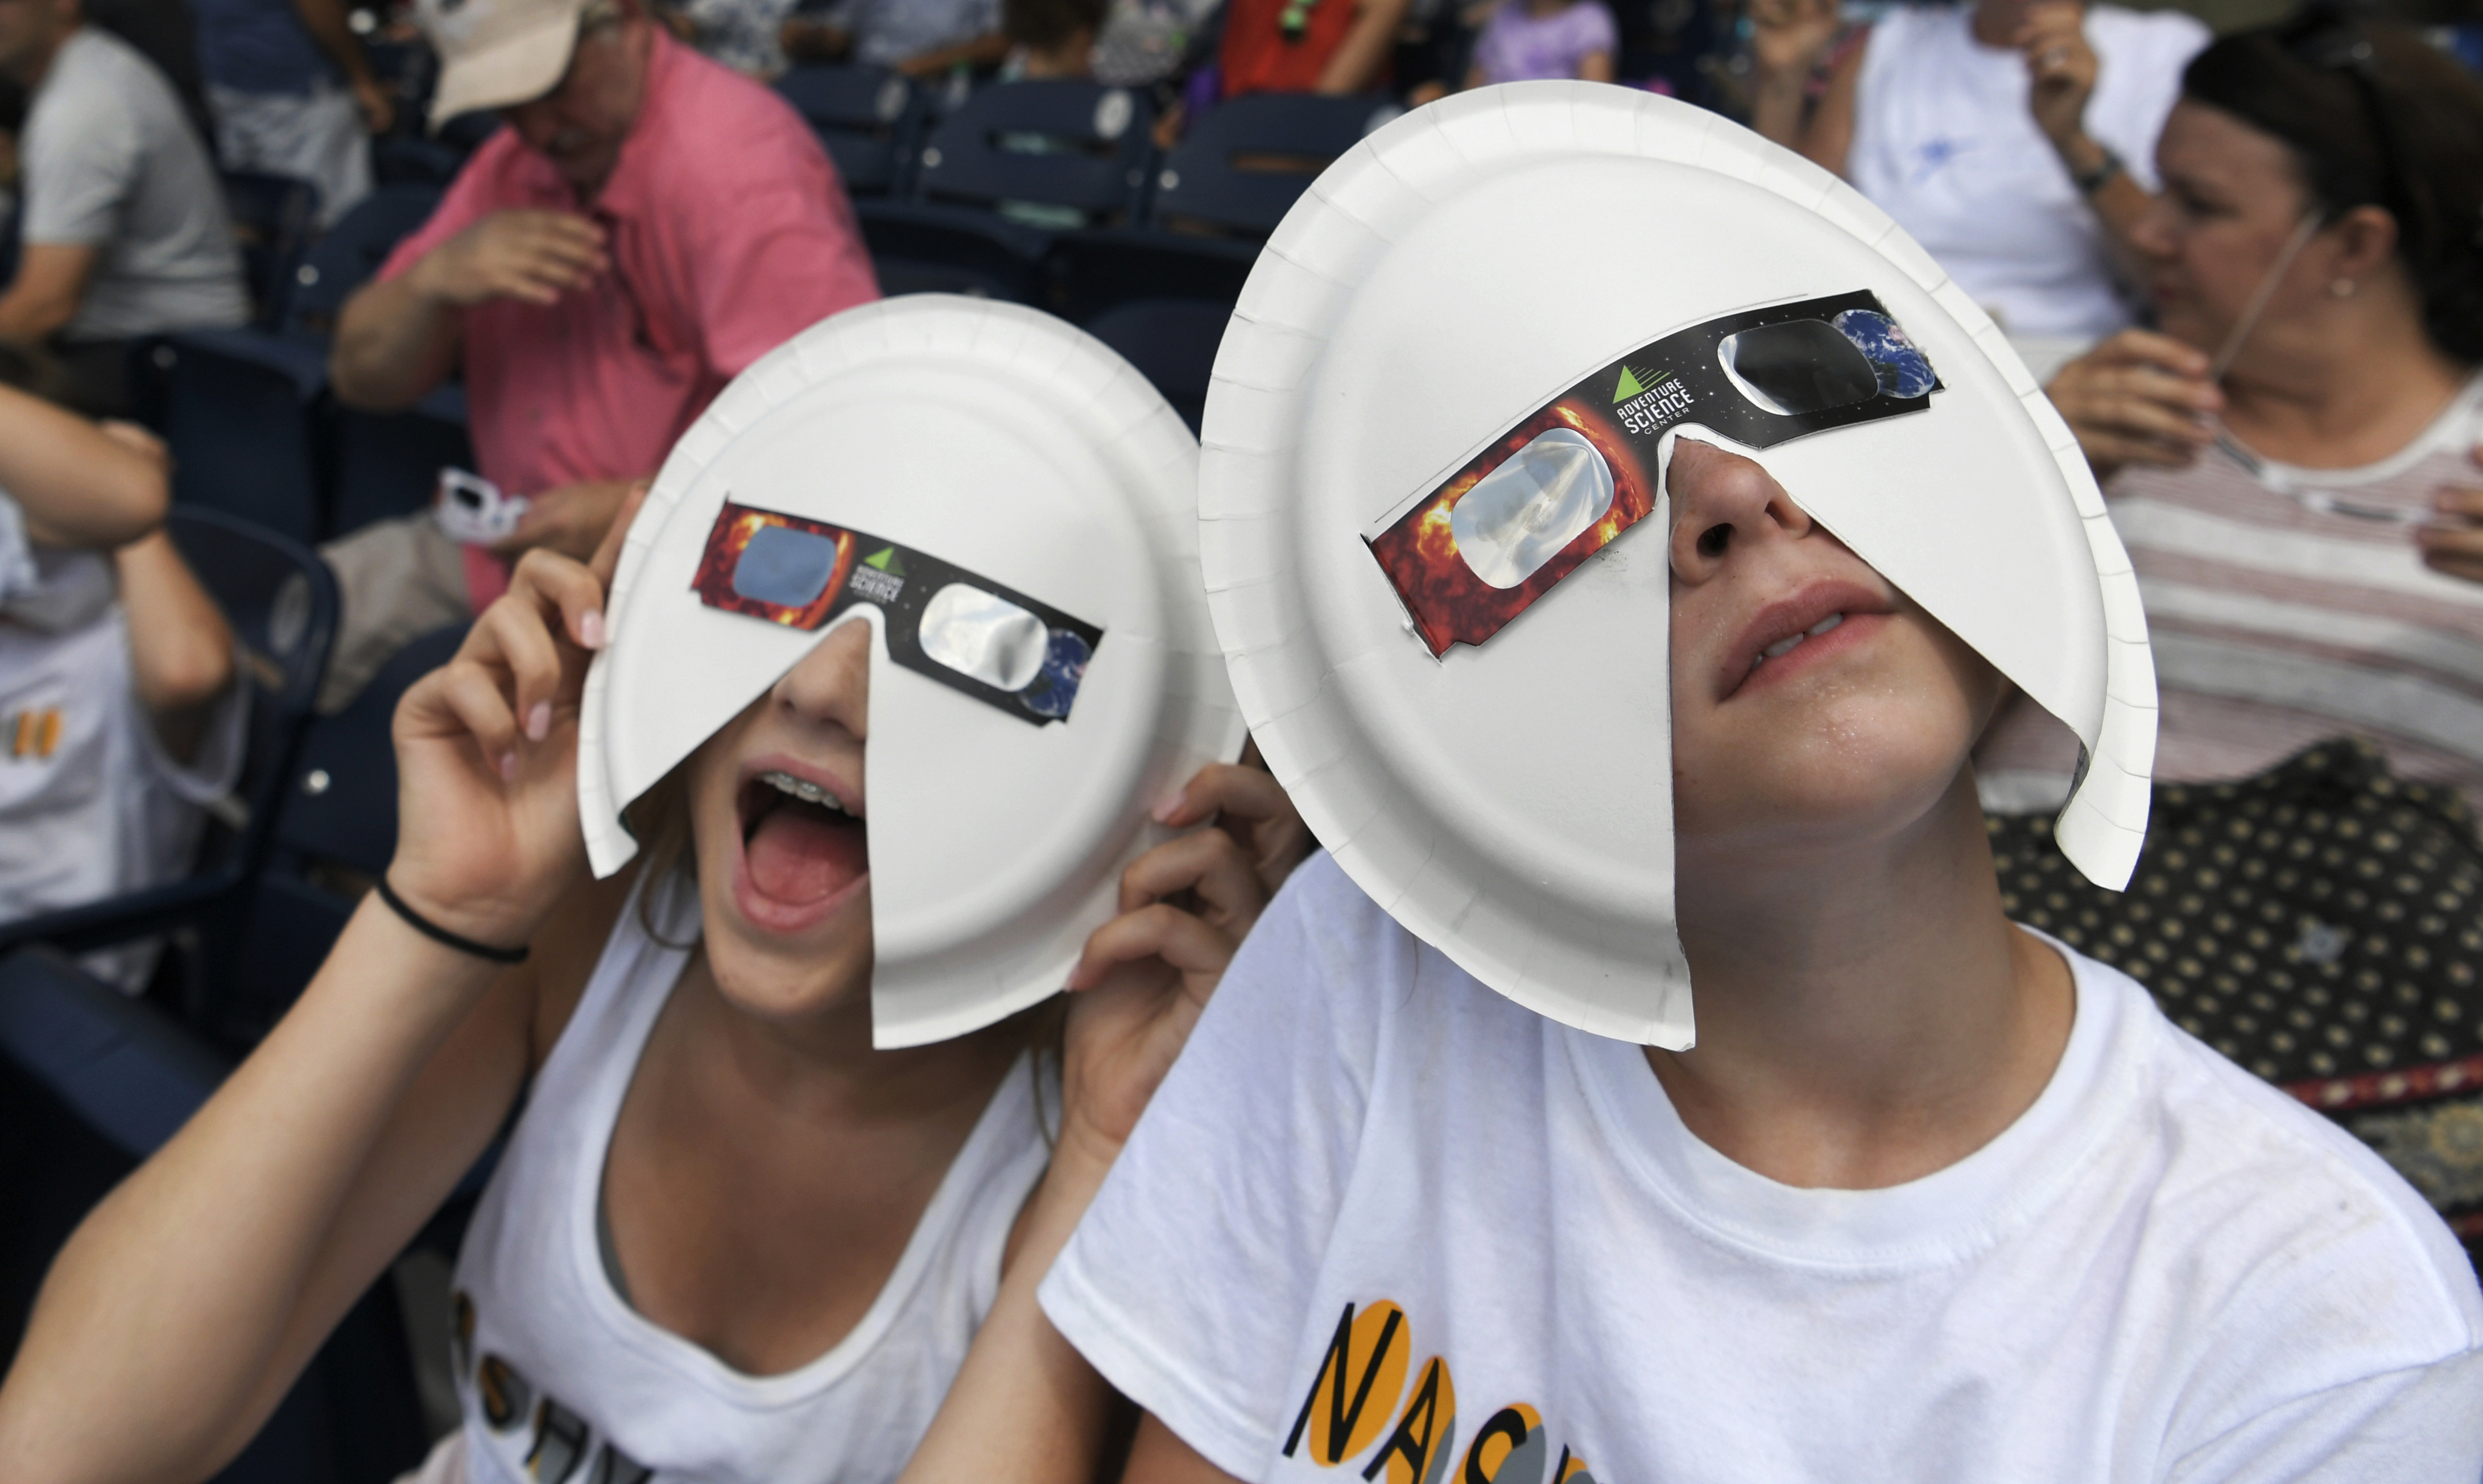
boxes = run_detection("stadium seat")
[0,509,338,1043]
[287,185,447,338]
[0,946,436,1483]
[1150,92,1393,237]
[1083,297,1229,432]
[221,171,322,330]
[220,623,466,1042]
[1050,93,1390,320]
[858,80,1156,303]
[142,187,447,544]
[774,64,924,196]
[145,330,333,543]
[329,384,474,540]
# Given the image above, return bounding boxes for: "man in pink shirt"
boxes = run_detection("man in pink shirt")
[317,0,876,706]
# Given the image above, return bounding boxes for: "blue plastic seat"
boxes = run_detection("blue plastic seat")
[220,171,321,330]
[859,80,1158,303]
[286,185,447,338]
[1051,93,1392,320]
[1150,92,1394,236]
[1083,297,1230,432]
[774,64,924,196]
[142,187,448,544]
[220,622,466,1041]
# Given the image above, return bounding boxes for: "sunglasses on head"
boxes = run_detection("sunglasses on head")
[691,500,1104,725]
[1366,290,1943,655]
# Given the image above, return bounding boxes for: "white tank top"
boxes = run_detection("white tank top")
[445,873,1051,1484]
[1846,2,2207,341]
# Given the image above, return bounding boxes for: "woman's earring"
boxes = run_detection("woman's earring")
[2329,277,2358,298]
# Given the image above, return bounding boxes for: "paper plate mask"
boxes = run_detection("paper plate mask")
[1199,84,2155,1048]
[581,296,1245,1048]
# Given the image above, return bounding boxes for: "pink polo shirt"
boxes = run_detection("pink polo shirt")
[379,31,878,606]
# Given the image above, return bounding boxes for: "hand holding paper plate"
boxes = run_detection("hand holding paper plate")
[581,296,1245,1048]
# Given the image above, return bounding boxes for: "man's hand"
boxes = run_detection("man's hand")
[353,75,396,137]
[490,479,643,563]
[2044,329,2219,482]
[2017,1,2097,152]
[2420,444,2483,586]
[407,210,609,309]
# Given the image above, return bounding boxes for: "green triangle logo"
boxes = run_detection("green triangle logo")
[864,546,904,575]
[1613,365,1647,402]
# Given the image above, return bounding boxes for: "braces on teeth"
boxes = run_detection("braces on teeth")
[758,770,852,815]
[1751,612,1846,671]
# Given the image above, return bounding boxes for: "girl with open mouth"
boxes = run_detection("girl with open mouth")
[0,299,1304,1484]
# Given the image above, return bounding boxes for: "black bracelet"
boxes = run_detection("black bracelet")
[375,877,530,965]
[2072,144,2125,196]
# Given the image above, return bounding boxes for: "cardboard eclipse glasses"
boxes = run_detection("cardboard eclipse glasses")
[1368,290,1943,655]
[692,500,1105,725]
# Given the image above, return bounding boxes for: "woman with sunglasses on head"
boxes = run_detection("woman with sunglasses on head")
[0,298,1307,1484]
[1993,16,2483,1252]
[896,84,2483,1483]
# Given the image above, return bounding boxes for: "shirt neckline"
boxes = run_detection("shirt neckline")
[1564,935,2143,1273]
[2237,372,2483,490]
[566,874,1038,1406]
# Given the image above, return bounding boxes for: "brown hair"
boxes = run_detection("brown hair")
[2182,11,2483,365]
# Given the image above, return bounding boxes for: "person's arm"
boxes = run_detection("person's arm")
[114,530,236,766]
[0,242,98,344]
[1316,0,1412,94]
[1744,0,1839,151]
[2041,328,2219,483]
[0,504,648,1484]
[1576,48,1613,82]
[330,209,609,410]
[899,765,1311,1483]
[0,390,166,548]
[290,0,396,134]
[2016,3,2152,280]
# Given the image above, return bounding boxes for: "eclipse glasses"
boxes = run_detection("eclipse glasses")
[1367,290,1943,655]
[692,500,1104,725]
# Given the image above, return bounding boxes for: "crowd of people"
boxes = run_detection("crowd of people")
[3,0,2483,1475]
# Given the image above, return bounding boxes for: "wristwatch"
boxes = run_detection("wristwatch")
[2071,143,2125,196]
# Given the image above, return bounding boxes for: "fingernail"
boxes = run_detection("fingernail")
[498,751,519,780]
[1151,789,1187,824]
[579,610,605,649]
[527,701,551,740]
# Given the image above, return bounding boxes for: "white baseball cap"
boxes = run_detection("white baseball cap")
[416,0,590,127]
[580,296,1246,1048]
[1199,83,2156,1048]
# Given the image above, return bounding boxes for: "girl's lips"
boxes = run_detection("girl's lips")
[1728,609,1890,698]
[1716,579,1894,700]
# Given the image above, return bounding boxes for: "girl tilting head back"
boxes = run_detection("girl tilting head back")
[916,82,2483,1481]
[0,297,1309,1484]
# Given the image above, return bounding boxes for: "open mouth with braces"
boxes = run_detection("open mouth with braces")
[734,764,869,927]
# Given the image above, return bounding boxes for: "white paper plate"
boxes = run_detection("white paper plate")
[1198,84,2154,1047]
[581,296,1245,1048]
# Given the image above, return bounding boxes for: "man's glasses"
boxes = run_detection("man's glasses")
[691,501,1104,725]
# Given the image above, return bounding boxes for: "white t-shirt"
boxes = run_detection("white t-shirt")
[1847,3,2207,342]
[1042,853,2483,1482]
[21,27,250,340]
[0,494,245,989]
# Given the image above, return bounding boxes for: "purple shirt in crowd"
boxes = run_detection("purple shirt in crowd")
[1470,0,1616,84]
